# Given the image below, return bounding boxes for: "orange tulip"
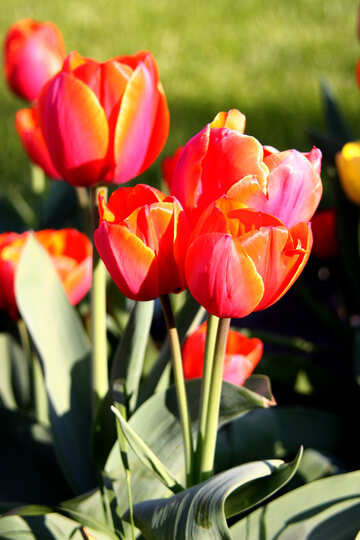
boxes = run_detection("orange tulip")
[94,185,189,301]
[0,229,92,320]
[185,194,313,319]
[311,208,338,259]
[3,18,66,102]
[15,50,169,186]
[182,322,263,385]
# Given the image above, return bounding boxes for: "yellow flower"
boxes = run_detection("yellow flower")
[336,142,360,204]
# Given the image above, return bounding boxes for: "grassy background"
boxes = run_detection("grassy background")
[0,0,359,215]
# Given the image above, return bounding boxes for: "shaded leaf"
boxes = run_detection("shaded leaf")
[232,470,360,539]
[15,235,96,493]
[126,452,301,540]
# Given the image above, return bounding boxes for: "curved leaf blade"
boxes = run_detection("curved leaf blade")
[15,235,95,493]
[126,453,300,540]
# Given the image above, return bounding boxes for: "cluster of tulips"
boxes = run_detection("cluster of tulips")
[6,16,353,538]
[1,17,323,368]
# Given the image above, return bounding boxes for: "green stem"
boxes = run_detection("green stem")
[160,294,194,487]
[91,186,108,414]
[198,317,230,482]
[195,313,219,483]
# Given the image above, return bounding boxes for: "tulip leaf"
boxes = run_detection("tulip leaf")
[215,406,345,474]
[111,404,184,494]
[0,407,71,504]
[106,377,271,514]
[15,235,96,493]
[60,487,124,539]
[125,452,301,539]
[231,470,360,539]
[111,300,154,413]
[320,80,353,144]
[0,507,83,539]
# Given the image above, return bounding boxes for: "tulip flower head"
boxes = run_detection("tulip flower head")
[177,110,322,318]
[94,185,188,301]
[336,142,360,205]
[0,229,92,320]
[3,18,66,102]
[16,50,169,186]
[183,321,263,385]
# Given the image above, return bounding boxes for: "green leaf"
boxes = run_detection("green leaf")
[126,452,301,540]
[106,378,271,514]
[215,406,344,474]
[15,235,96,493]
[0,333,31,411]
[320,81,353,144]
[0,408,71,504]
[111,300,154,413]
[231,470,360,539]
[111,404,183,494]
[0,507,83,539]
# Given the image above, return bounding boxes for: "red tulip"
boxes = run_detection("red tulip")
[162,146,183,192]
[16,50,169,186]
[0,229,92,320]
[311,208,338,259]
[185,195,313,318]
[171,110,322,227]
[3,18,66,102]
[94,185,188,301]
[182,321,263,385]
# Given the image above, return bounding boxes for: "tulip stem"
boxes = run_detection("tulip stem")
[91,186,109,415]
[160,294,194,487]
[198,317,230,482]
[194,313,219,483]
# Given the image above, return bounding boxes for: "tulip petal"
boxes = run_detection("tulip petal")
[259,150,322,227]
[113,62,158,183]
[186,232,264,318]
[38,72,109,186]
[105,184,165,223]
[139,83,170,174]
[94,222,156,300]
[15,108,61,179]
[63,256,92,305]
[209,109,246,133]
[172,127,268,212]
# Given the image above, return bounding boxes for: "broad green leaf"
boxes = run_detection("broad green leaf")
[0,507,83,539]
[321,80,353,143]
[111,300,154,413]
[0,332,31,410]
[0,408,71,504]
[106,378,271,514]
[15,235,96,493]
[232,470,360,539]
[215,406,344,473]
[91,389,117,471]
[126,452,301,540]
[111,404,183,494]
[60,488,124,539]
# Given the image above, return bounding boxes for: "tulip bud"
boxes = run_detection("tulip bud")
[3,18,66,102]
[182,322,263,385]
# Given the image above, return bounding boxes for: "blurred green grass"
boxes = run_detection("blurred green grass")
[0,0,359,213]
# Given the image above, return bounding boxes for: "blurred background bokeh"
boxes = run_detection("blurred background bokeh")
[0,0,359,213]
